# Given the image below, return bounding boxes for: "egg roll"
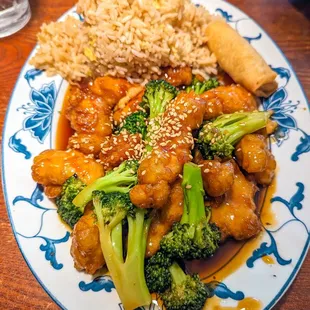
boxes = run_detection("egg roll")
[206,20,277,97]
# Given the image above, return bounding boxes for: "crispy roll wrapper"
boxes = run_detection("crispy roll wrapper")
[206,21,278,97]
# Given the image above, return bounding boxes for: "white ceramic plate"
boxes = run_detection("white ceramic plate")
[2,1,310,309]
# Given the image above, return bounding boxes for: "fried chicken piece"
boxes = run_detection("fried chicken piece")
[32,149,104,197]
[68,132,103,156]
[70,208,105,274]
[211,161,261,240]
[66,77,138,156]
[201,84,258,120]
[130,92,206,209]
[113,90,144,125]
[99,131,143,171]
[200,160,234,197]
[129,180,171,209]
[235,134,276,185]
[256,120,278,136]
[90,76,133,104]
[146,180,184,257]
[162,66,192,86]
[44,185,62,199]
[137,148,183,185]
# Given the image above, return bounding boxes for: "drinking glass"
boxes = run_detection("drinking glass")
[0,0,31,38]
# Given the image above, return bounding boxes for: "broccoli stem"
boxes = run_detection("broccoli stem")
[95,198,151,310]
[181,162,206,226]
[111,223,124,263]
[214,111,272,145]
[73,161,138,209]
[73,174,136,209]
[168,262,187,286]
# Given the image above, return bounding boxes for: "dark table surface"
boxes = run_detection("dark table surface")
[0,0,309,309]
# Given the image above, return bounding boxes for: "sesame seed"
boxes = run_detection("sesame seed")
[186,184,192,189]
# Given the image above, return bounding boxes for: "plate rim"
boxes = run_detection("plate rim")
[1,1,309,309]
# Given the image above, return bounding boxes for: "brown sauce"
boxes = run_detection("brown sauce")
[55,87,74,150]
[205,296,262,310]
[261,255,275,265]
[260,179,278,227]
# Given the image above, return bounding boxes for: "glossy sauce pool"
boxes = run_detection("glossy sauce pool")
[57,86,278,309]
[55,87,74,150]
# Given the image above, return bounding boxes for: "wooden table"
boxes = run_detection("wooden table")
[0,0,309,309]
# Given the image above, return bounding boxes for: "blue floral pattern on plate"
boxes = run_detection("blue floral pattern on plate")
[247,182,309,268]
[8,72,57,158]
[13,185,70,270]
[79,276,115,292]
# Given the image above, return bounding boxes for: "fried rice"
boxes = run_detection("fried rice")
[30,0,218,83]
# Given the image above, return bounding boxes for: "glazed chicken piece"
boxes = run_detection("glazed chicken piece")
[99,131,143,171]
[211,161,261,241]
[146,180,184,257]
[71,208,105,274]
[161,66,192,87]
[31,149,104,198]
[235,134,276,186]
[66,83,112,136]
[130,91,206,209]
[68,132,103,156]
[256,119,278,136]
[201,84,258,120]
[130,180,171,209]
[66,77,139,156]
[113,88,144,125]
[200,160,235,197]
[89,76,134,105]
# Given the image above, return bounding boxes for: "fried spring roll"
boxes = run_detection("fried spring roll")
[206,21,278,97]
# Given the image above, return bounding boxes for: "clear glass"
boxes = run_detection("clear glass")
[0,0,31,38]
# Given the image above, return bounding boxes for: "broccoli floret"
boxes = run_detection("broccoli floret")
[145,251,172,293]
[73,160,139,209]
[93,191,151,310]
[160,163,221,260]
[145,251,210,310]
[116,111,148,138]
[141,80,178,119]
[198,111,272,159]
[141,80,178,152]
[55,174,86,228]
[186,77,219,94]
[161,262,211,310]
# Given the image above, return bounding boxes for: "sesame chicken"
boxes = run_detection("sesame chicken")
[201,84,258,120]
[130,91,206,209]
[199,160,235,197]
[235,134,276,186]
[68,132,103,156]
[70,207,105,274]
[66,77,140,156]
[99,131,144,171]
[161,66,193,87]
[31,149,104,197]
[211,160,261,241]
[129,180,171,209]
[113,90,144,125]
[146,180,184,257]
